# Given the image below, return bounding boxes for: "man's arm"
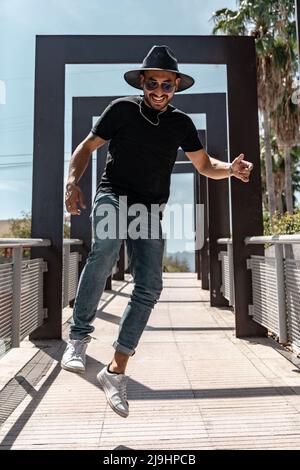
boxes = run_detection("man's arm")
[185,148,253,182]
[65,132,107,215]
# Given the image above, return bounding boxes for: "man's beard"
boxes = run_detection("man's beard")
[143,93,171,111]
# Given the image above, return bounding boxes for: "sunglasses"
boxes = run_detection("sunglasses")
[144,79,176,93]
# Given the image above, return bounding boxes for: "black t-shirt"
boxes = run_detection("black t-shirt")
[91,95,203,207]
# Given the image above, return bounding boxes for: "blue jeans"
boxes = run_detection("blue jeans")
[70,191,165,356]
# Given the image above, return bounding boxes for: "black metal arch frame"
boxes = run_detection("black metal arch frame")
[71,93,227,308]
[70,95,207,287]
[30,35,265,340]
[172,93,229,305]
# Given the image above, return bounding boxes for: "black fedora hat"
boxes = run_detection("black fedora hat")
[124,45,194,92]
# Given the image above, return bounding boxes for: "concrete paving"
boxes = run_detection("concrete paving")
[1,273,300,450]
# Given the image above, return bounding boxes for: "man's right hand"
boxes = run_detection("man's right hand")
[65,182,86,215]
[64,133,106,215]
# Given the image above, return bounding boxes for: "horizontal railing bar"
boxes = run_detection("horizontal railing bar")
[0,238,83,248]
[0,279,14,287]
[0,318,14,330]
[245,234,300,244]
[20,297,39,311]
[217,238,232,244]
[217,235,300,245]
[20,316,40,331]
[0,300,13,310]
[0,239,51,248]
[63,239,83,245]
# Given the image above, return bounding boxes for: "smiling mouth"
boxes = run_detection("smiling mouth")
[150,95,166,104]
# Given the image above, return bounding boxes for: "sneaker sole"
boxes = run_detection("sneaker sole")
[96,372,129,418]
[61,362,85,374]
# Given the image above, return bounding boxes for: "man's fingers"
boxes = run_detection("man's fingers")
[239,169,251,176]
[65,200,80,215]
[78,189,86,209]
[240,174,249,182]
[235,171,249,182]
[65,194,80,215]
[66,205,81,216]
[68,209,81,215]
[65,185,85,215]
[241,161,253,171]
[232,154,252,182]
[234,155,254,170]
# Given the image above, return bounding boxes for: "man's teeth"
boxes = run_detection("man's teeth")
[152,96,164,102]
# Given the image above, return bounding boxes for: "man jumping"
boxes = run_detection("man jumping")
[61,45,253,418]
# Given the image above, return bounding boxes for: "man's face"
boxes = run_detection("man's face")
[140,70,181,111]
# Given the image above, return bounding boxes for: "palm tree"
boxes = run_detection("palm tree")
[271,13,299,213]
[272,79,300,212]
[260,133,285,214]
[290,145,300,208]
[260,134,300,214]
[212,0,296,218]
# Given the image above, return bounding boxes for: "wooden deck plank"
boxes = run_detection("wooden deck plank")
[1,273,300,450]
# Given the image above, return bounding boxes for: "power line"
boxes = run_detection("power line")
[0,152,72,158]
[1,67,138,81]
[0,163,33,167]
[0,162,72,168]
[0,157,97,167]
[0,154,32,158]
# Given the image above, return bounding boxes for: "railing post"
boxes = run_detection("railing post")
[11,246,22,348]
[228,242,235,307]
[275,243,288,343]
[63,244,70,308]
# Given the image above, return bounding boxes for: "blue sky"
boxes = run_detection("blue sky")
[0,0,235,252]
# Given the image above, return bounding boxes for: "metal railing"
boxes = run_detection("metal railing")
[62,239,82,308]
[0,238,82,356]
[217,234,300,350]
[0,238,50,354]
[245,235,300,347]
[217,238,234,306]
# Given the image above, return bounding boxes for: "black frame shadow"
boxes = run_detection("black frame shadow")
[30,35,265,340]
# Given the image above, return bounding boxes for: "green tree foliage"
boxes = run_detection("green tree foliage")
[264,209,300,236]
[260,136,300,213]
[4,212,71,239]
[163,255,190,273]
[212,0,297,217]
[1,213,71,261]
[7,211,31,238]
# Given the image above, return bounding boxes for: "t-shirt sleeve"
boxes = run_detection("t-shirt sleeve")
[180,116,203,152]
[91,101,121,140]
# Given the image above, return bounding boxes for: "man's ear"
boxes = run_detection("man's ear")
[139,73,145,88]
[175,77,181,91]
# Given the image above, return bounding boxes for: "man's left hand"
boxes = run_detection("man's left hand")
[231,153,253,183]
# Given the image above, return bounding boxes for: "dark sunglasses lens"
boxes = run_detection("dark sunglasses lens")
[145,80,175,92]
[145,80,158,90]
[162,83,173,92]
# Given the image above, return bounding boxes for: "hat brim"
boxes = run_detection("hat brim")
[124,68,194,92]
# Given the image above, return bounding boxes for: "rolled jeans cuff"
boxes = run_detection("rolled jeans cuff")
[113,340,136,357]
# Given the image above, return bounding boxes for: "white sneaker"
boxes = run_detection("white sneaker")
[97,366,129,418]
[61,336,91,373]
